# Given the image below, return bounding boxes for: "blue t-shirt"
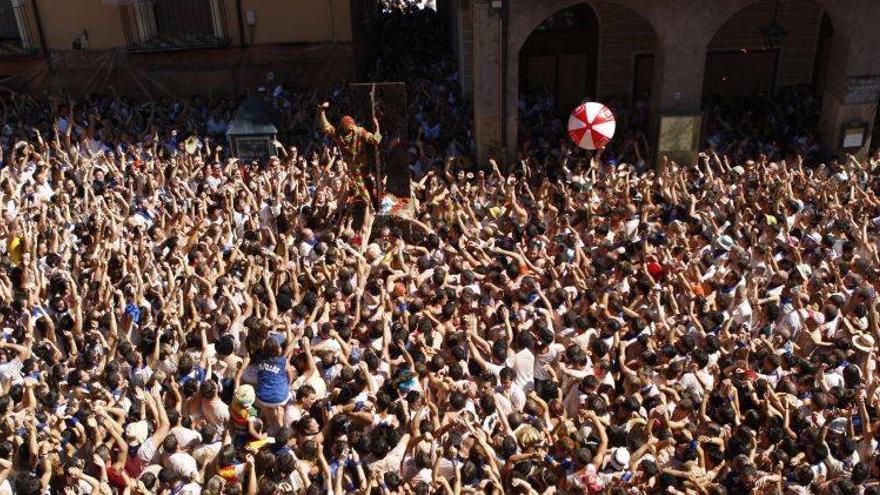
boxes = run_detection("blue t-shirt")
[256,355,289,403]
[179,366,206,387]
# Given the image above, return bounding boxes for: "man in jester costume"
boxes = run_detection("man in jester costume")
[317,101,382,202]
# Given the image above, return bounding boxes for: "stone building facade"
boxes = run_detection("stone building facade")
[0,0,360,96]
[448,0,880,164]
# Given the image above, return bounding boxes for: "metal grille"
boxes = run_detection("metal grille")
[0,0,38,57]
[120,0,229,51]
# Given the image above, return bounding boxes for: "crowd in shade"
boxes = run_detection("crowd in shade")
[518,91,653,175]
[703,85,824,165]
[3,3,880,495]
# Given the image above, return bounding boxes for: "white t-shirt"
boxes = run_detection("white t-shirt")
[193,441,222,467]
[0,357,23,385]
[178,482,202,495]
[138,437,158,463]
[202,398,230,428]
[371,434,410,474]
[497,385,526,412]
[205,175,222,189]
[167,452,200,481]
[171,426,202,449]
[482,354,514,378]
[291,371,327,400]
[493,392,515,417]
[512,348,535,391]
[534,343,565,380]
[679,372,705,400]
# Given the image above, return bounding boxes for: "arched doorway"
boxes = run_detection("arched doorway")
[703,0,830,102]
[515,1,656,160]
[702,0,832,158]
[519,3,599,116]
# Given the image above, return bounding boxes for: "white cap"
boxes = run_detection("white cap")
[609,447,631,470]
[125,420,149,446]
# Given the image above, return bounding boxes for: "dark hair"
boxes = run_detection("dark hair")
[141,472,157,490]
[200,423,217,444]
[158,467,177,483]
[162,434,179,453]
[216,335,235,356]
[13,473,41,495]
[852,462,870,484]
[384,472,401,489]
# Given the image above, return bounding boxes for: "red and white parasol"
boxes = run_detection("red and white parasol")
[567,102,616,150]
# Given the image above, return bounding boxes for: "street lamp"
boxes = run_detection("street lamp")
[759,0,787,50]
[490,0,503,15]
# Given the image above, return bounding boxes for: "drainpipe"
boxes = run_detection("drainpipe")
[329,0,337,42]
[235,0,247,48]
[499,0,509,161]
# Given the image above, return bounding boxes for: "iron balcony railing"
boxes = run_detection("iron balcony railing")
[0,0,39,57]
[120,0,230,52]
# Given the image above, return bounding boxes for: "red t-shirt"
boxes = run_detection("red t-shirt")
[107,466,128,491]
[124,454,143,478]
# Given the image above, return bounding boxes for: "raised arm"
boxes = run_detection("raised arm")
[317,102,335,136]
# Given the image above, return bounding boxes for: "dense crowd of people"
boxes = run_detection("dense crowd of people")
[518,91,652,174]
[2,4,880,495]
[703,84,824,164]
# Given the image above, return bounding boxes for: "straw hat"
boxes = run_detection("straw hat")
[852,333,875,353]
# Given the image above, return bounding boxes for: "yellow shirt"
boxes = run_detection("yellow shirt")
[7,235,23,266]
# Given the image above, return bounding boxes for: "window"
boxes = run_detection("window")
[120,0,229,51]
[0,0,37,56]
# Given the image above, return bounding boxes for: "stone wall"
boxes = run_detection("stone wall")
[595,1,655,100]
[450,0,880,163]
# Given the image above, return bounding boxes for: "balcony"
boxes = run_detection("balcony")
[120,0,230,52]
[0,0,39,57]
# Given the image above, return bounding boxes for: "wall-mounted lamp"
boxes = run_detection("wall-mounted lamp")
[759,0,787,50]
[489,0,503,15]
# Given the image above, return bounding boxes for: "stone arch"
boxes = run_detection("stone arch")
[518,3,599,114]
[700,0,844,41]
[702,0,833,103]
[508,0,659,155]
[508,0,658,56]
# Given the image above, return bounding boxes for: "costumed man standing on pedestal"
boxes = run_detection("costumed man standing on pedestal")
[317,102,382,204]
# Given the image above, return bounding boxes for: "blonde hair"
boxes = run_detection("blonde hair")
[203,475,225,495]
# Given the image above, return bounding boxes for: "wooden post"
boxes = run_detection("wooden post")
[370,83,384,202]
